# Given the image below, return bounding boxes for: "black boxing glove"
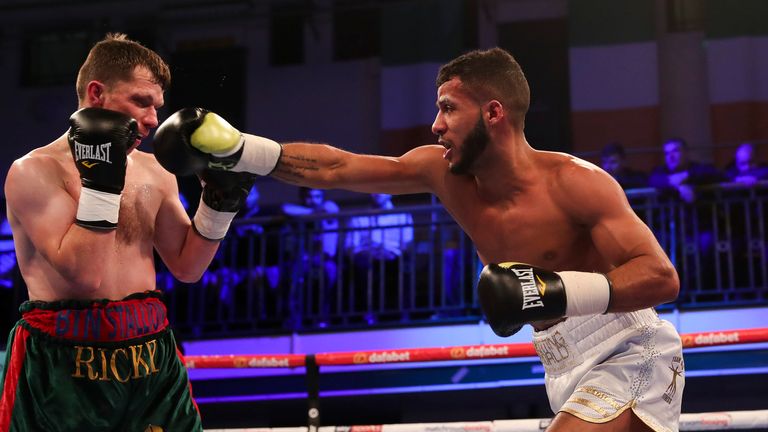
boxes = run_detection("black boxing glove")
[153,107,282,177]
[193,170,257,241]
[477,262,612,337]
[68,107,137,230]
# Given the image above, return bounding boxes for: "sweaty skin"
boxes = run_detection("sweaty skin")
[5,66,219,302]
[269,77,678,331]
[265,75,678,432]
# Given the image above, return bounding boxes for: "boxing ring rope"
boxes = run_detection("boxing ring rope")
[204,411,768,431]
[186,327,768,369]
[187,327,768,431]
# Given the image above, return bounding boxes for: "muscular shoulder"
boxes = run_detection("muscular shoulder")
[547,153,627,224]
[399,144,449,181]
[6,143,70,192]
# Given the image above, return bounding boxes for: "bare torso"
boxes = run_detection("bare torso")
[426,148,611,329]
[438,168,606,272]
[8,136,170,301]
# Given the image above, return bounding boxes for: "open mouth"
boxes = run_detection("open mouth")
[439,140,452,160]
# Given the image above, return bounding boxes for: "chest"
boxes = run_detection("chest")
[64,162,160,245]
[442,189,591,268]
[117,182,158,244]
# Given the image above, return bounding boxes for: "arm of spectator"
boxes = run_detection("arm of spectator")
[282,203,313,216]
[648,168,672,189]
[323,200,340,214]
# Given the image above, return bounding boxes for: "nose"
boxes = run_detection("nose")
[431,112,445,136]
[143,107,159,131]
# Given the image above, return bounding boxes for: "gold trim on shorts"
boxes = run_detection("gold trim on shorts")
[559,387,670,432]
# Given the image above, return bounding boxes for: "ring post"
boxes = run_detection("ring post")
[305,354,321,431]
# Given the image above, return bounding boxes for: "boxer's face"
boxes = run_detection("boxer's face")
[98,66,164,152]
[433,78,490,175]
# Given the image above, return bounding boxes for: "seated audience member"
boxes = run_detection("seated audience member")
[345,193,414,322]
[282,187,340,323]
[648,137,723,203]
[212,184,280,310]
[724,142,768,186]
[600,142,648,190]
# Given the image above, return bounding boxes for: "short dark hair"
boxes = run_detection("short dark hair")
[76,33,171,103]
[601,142,626,159]
[436,47,530,129]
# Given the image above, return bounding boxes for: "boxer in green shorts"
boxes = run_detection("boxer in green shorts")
[1,33,256,431]
[1,292,199,431]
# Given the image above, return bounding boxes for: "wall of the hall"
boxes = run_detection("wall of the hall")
[1,0,767,205]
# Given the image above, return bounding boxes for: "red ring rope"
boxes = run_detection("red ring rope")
[184,327,768,369]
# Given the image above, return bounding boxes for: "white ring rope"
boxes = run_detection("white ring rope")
[204,409,768,431]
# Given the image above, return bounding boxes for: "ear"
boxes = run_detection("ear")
[84,81,106,107]
[484,100,505,126]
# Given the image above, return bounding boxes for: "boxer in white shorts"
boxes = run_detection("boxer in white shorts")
[534,309,684,432]
[153,47,684,431]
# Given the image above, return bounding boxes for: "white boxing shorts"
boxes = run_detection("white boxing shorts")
[532,308,684,432]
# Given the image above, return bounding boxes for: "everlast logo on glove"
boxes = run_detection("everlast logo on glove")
[73,141,113,166]
[478,262,568,337]
[67,107,135,229]
[504,265,545,310]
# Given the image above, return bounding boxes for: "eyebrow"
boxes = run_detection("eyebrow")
[436,96,453,108]
[131,93,163,108]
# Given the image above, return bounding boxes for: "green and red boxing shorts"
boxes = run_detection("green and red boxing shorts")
[0,291,202,432]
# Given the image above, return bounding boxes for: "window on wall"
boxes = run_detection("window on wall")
[270,1,306,66]
[332,0,380,60]
[21,30,91,87]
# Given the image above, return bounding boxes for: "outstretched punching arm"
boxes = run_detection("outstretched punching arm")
[153,107,440,195]
[270,142,438,195]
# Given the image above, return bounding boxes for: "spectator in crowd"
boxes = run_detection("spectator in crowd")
[649,137,723,203]
[0,200,21,336]
[236,185,281,291]
[216,184,281,305]
[649,138,723,294]
[282,187,340,325]
[0,207,17,290]
[345,193,414,323]
[235,185,264,236]
[722,142,768,288]
[724,142,768,186]
[600,142,648,190]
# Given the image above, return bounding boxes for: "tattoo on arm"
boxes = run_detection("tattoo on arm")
[271,155,320,183]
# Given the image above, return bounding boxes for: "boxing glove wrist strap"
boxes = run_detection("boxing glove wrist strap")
[230,134,282,176]
[193,200,237,241]
[76,187,121,230]
[558,271,612,317]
